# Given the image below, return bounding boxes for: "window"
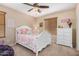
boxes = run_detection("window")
[0,11,6,38]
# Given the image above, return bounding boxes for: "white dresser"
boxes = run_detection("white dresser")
[57,28,72,47]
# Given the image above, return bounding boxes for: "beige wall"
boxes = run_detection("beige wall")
[76,4,79,50]
[36,9,76,29]
[0,5,36,45]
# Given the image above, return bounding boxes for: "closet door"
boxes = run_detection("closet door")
[45,17,57,43]
[45,17,57,35]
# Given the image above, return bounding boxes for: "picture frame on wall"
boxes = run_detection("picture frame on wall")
[39,22,43,27]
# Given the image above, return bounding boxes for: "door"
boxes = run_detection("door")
[45,17,57,35]
[45,17,57,43]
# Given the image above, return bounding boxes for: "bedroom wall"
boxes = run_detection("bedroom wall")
[76,4,79,50]
[0,5,36,45]
[36,9,76,29]
[36,8,76,47]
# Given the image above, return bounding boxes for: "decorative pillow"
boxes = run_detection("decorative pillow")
[18,28,32,35]
[20,28,29,34]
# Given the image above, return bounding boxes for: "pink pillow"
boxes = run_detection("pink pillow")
[20,28,29,34]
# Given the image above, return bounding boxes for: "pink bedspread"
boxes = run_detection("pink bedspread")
[18,34,36,45]
[17,34,37,52]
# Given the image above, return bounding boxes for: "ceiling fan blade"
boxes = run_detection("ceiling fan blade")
[28,8,33,12]
[38,9,41,13]
[33,3,38,6]
[39,6,49,8]
[23,3,33,6]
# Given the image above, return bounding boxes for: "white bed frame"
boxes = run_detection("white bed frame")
[16,25,52,56]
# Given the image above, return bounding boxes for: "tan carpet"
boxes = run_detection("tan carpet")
[12,43,79,56]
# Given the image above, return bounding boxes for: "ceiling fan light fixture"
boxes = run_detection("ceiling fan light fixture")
[34,7,39,11]
[23,3,49,13]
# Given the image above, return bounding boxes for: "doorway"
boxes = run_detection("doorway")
[44,17,57,43]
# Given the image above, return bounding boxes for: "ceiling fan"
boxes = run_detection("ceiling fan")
[23,3,49,13]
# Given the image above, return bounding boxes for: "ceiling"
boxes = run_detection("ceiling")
[0,3,76,17]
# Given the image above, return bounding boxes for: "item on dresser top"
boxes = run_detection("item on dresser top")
[16,25,52,56]
[61,17,72,28]
[67,18,72,28]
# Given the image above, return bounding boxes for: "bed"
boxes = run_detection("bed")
[16,25,52,56]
